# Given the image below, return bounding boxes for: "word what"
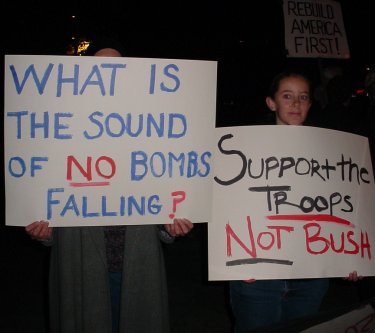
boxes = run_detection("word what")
[9,62,180,96]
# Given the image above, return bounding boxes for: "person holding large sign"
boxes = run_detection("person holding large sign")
[24,42,194,333]
[228,70,361,333]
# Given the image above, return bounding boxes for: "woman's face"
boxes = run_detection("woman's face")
[266,75,311,125]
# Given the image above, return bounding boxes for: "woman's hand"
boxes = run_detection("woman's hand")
[25,221,53,242]
[164,218,193,237]
[343,271,362,282]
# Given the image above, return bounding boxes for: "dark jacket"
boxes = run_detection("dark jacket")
[48,225,170,333]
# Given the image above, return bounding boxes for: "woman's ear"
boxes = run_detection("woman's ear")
[266,97,276,112]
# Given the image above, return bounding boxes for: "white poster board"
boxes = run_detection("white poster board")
[301,304,375,333]
[209,125,375,280]
[283,0,350,58]
[4,55,217,227]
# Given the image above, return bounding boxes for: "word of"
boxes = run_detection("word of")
[8,156,48,177]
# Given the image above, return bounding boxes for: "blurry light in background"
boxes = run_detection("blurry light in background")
[65,37,91,56]
[77,40,91,55]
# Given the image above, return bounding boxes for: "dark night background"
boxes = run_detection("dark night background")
[3,0,375,126]
[1,1,375,332]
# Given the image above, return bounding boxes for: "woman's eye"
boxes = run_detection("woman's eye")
[300,95,310,101]
[283,94,292,99]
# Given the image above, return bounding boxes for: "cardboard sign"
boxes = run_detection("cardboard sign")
[209,125,375,279]
[283,0,350,58]
[4,55,217,226]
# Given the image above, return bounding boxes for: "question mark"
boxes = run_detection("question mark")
[169,191,186,219]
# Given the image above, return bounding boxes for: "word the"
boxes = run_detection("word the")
[6,111,188,140]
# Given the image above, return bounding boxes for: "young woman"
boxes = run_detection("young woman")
[229,70,361,333]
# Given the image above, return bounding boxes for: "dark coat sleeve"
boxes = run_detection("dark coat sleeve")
[48,225,170,333]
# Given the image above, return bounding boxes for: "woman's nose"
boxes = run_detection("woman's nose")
[292,97,300,105]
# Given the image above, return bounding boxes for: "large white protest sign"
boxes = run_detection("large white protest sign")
[283,0,350,58]
[209,125,375,280]
[4,55,217,226]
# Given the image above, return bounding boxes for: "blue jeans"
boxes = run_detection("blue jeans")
[229,278,329,333]
[109,272,122,333]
